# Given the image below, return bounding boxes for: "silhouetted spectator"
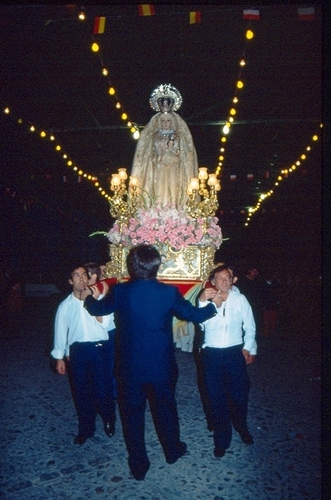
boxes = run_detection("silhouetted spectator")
[261,270,282,337]
[236,267,264,336]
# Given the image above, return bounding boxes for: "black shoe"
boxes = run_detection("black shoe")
[129,459,150,481]
[74,434,91,445]
[131,467,148,481]
[213,447,226,458]
[104,421,115,437]
[166,441,187,464]
[239,431,254,445]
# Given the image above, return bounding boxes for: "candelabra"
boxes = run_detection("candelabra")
[186,167,220,232]
[109,168,140,229]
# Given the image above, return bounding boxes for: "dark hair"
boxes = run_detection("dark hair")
[126,245,161,280]
[208,264,232,283]
[84,262,101,281]
[68,264,88,280]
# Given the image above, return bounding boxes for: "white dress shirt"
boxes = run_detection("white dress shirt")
[199,288,256,353]
[51,293,114,360]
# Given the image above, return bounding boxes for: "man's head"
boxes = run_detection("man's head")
[127,245,161,280]
[208,265,233,293]
[84,262,101,285]
[211,262,238,284]
[68,265,89,296]
[247,268,259,280]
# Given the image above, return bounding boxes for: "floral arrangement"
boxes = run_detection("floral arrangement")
[107,205,222,251]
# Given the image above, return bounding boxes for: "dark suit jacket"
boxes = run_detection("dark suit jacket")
[85,279,217,383]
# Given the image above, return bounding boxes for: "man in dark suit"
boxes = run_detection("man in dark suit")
[84,244,218,481]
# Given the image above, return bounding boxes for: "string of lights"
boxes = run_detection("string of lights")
[2,105,112,202]
[244,124,322,226]
[215,27,254,183]
[1,5,322,227]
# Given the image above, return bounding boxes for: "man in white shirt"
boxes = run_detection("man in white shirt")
[199,265,257,458]
[51,264,116,445]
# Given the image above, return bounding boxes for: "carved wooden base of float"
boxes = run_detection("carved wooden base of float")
[104,243,216,281]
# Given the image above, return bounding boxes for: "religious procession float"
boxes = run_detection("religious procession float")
[103,84,223,282]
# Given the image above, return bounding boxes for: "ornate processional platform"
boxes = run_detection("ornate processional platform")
[103,84,222,283]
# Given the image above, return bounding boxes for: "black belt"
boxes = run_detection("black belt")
[71,340,109,348]
[203,344,242,352]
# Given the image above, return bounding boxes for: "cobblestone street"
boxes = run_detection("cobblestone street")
[0,297,322,499]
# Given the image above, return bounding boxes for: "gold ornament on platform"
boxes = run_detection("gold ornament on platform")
[186,168,221,233]
[109,168,140,229]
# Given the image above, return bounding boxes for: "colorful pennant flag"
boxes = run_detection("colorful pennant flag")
[230,174,237,181]
[138,4,155,16]
[298,7,315,21]
[247,173,254,180]
[93,16,106,34]
[189,11,201,24]
[243,9,260,20]
[265,171,270,179]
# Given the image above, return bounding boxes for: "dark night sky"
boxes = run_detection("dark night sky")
[0,3,324,280]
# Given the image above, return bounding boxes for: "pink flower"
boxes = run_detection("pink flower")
[107,207,222,249]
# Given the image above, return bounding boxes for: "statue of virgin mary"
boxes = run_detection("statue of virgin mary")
[131,84,199,208]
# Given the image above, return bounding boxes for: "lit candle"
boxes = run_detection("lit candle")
[118,168,127,180]
[190,178,199,190]
[198,167,208,180]
[207,174,217,186]
[111,174,121,186]
[129,176,139,187]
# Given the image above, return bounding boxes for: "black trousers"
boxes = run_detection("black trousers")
[69,337,116,437]
[117,376,182,470]
[202,345,250,450]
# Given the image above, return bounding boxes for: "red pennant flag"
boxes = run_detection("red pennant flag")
[298,7,315,21]
[247,173,254,180]
[189,11,201,24]
[138,4,155,16]
[93,16,106,34]
[243,9,260,20]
